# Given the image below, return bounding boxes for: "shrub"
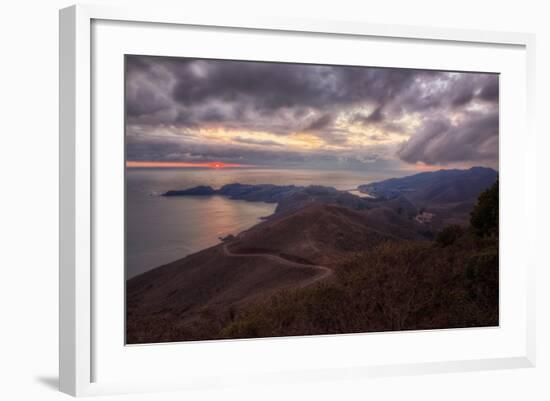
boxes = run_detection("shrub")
[470,181,498,237]
[435,225,464,247]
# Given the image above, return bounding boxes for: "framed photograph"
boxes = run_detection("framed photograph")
[59,4,536,396]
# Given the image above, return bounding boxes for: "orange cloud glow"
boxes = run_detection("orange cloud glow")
[126,161,254,169]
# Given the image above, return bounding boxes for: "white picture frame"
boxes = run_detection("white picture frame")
[59,4,536,397]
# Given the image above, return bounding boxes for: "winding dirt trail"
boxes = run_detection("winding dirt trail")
[222,243,333,289]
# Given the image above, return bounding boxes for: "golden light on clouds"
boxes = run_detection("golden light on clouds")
[287,132,327,149]
[202,128,344,150]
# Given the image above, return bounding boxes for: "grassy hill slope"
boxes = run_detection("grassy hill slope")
[221,233,498,338]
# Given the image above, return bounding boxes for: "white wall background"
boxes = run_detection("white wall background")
[0,0,547,399]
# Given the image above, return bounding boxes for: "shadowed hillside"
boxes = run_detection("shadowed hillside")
[359,167,497,205]
[228,203,424,266]
[126,243,324,343]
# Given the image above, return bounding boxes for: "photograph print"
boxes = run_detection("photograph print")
[125,56,499,344]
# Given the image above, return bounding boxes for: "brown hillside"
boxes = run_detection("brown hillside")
[126,243,323,343]
[229,203,424,266]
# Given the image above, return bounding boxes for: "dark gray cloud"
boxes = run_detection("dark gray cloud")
[125,57,447,130]
[232,136,283,147]
[479,78,499,102]
[305,113,335,131]
[352,106,385,126]
[397,111,499,165]
[125,55,499,168]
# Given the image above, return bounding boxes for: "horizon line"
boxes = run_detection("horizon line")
[126,161,257,169]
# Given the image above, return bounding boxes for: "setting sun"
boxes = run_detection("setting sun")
[126,161,253,169]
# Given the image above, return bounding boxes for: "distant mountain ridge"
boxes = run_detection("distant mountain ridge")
[162,167,497,215]
[163,183,374,215]
[358,167,498,206]
[163,183,301,202]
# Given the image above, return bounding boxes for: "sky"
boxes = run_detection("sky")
[125,55,499,172]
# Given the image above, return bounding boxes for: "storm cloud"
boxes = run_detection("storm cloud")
[125,55,499,169]
[397,111,499,165]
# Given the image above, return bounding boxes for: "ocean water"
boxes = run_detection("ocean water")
[126,168,396,278]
